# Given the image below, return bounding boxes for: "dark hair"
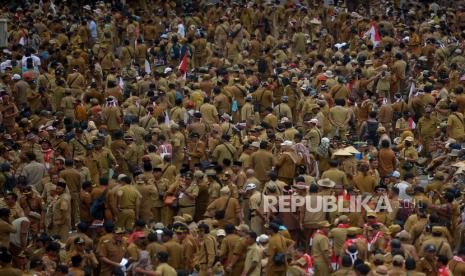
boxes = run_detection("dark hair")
[247,231,258,240]
[341,254,353,267]
[26,152,36,161]
[404,172,415,180]
[120,176,132,184]
[224,224,235,234]
[100,177,109,185]
[309,184,319,193]
[71,255,83,267]
[198,223,210,234]
[381,140,390,148]
[405,257,416,270]
[329,159,339,167]
[82,181,92,190]
[157,251,169,263]
[104,221,115,233]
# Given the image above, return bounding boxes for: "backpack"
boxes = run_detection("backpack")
[171,43,180,60]
[365,121,379,144]
[257,58,267,74]
[2,172,16,193]
[90,188,108,220]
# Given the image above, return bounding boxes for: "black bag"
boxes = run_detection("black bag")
[90,188,108,220]
[214,196,231,220]
[402,161,414,171]
[257,58,267,74]
[272,236,287,266]
[253,89,265,113]
[365,121,379,144]
[273,252,286,266]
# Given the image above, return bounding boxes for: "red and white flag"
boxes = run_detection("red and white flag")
[366,20,380,47]
[178,52,188,79]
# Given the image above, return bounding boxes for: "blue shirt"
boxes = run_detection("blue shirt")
[88,20,97,38]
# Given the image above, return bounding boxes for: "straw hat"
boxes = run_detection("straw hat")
[317,178,335,188]
[344,146,360,154]
[333,149,352,157]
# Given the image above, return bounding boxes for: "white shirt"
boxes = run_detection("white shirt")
[10,217,30,247]
[21,54,41,68]
[395,181,412,201]
[177,24,185,38]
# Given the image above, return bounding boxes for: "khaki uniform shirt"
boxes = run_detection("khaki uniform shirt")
[321,168,349,187]
[97,236,128,275]
[117,185,141,210]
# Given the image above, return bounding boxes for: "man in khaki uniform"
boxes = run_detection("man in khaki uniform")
[265,222,294,276]
[250,141,274,183]
[420,226,453,259]
[199,97,219,127]
[59,159,82,227]
[417,244,439,276]
[115,175,141,231]
[321,159,349,187]
[60,89,76,119]
[98,227,128,276]
[417,106,440,156]
[220,224,241,270]
[192,32,207,67]
[119,39,134,67]
[205,186,242,227]
[449,248,465,275]
[134,173,157,223]
[66,66,86,97]
[312,221,332,276]
[253,85,274,116]
[50,181,71,241]
[177,172,199,218]
[305,119,322,153]
[274,96,293,121]
[170,123,186,170]
[151,166,169,224]
[195,223,218,276]
[134,38,147,66]
[447,103,465,143]
[328,99,351,140]
[246,183,264,235]
[329,215,350,259]
[212,134,237,165]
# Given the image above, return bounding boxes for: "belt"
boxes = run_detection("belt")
[179,205,195,208]
[120,208,135,210]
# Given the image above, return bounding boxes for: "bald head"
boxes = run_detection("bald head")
[246,169,255,177]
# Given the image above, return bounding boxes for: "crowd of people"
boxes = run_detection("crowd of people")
[1,0,465,275]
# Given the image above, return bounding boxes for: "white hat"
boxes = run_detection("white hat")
[323,70,334,78]
[280,117,290,124]
[257,234,269,243]
[12,74,21,80]
[251,141,260,148]
[280,140,294,147]
[45,126,56,131]
[245,183,257,191]
[160,34,168,39]
[309,118,319,124]
[391,171,401,178]
[117,174,128,181]
[83,5,91,10]
[216,229,226,236]
[164,67,173,74]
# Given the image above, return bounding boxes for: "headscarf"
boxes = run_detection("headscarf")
[316,137,330,158]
